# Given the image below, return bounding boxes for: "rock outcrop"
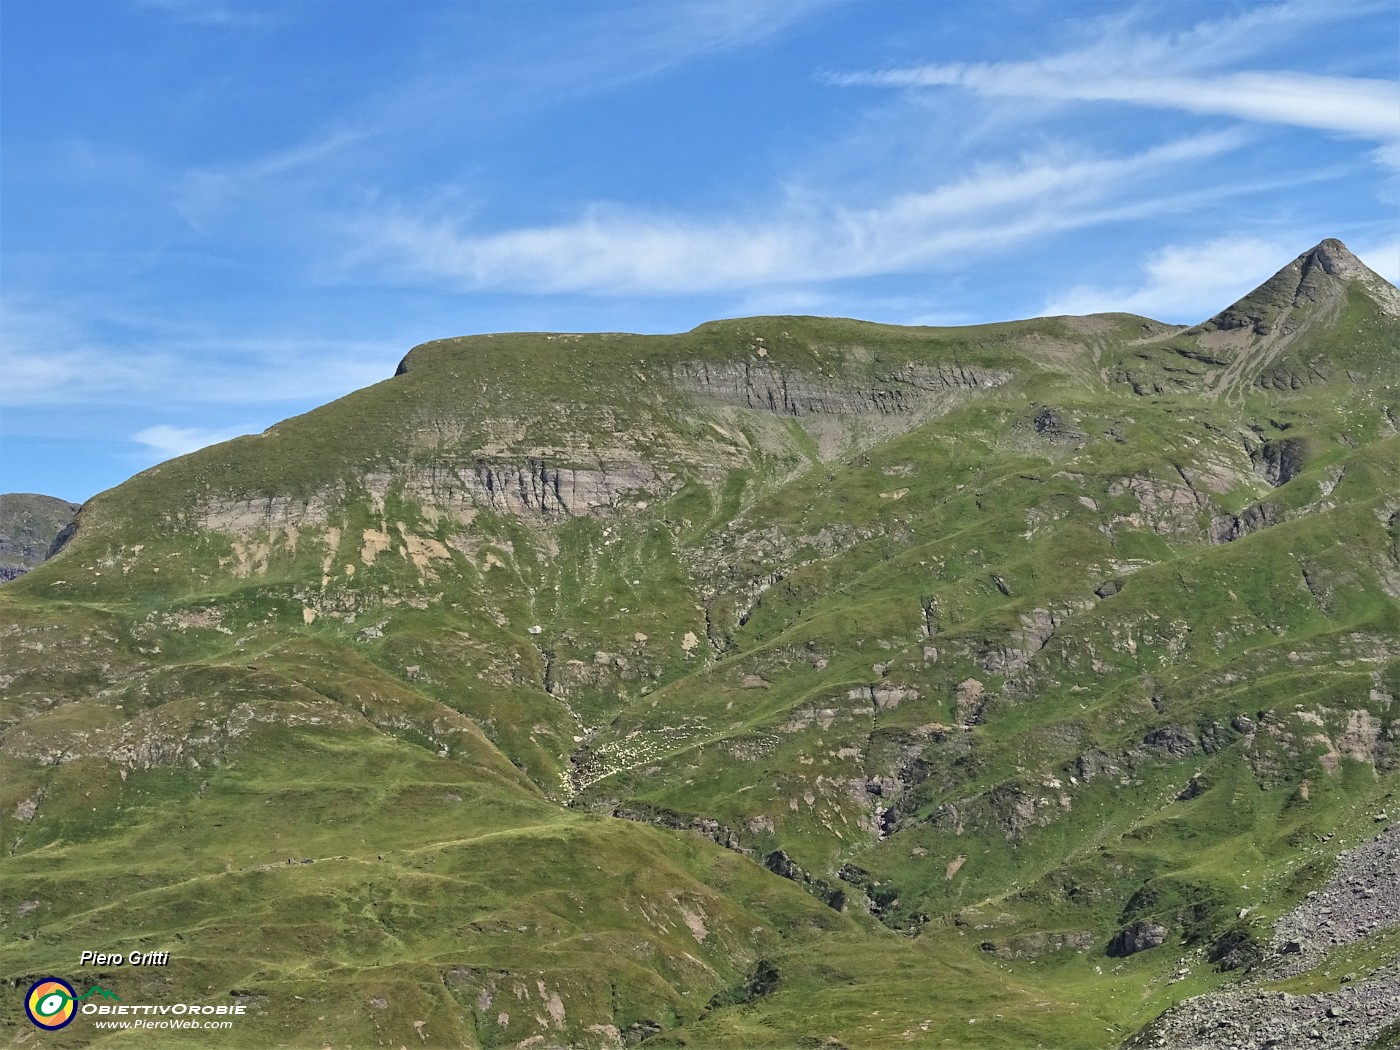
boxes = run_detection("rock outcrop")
[0,493,81,581]
[1107,921,1169,957]
[669,359,1010,417]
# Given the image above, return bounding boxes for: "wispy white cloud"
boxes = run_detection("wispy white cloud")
[175,128,372,233]
[1044,232,1400,323]
[0,302,395,407]
[133,424,250,459]
[1034,0,1387,76]
[835,67,1400,143]
[830,1,1400,162]
[1042,236,1300,322]
[1373,141,1400,175]
[341,133,1241,295]
[9,342,391,408]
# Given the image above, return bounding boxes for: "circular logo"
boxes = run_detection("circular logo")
[25,978,77,1029]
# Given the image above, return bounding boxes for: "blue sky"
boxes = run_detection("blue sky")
[2,0,1397,502]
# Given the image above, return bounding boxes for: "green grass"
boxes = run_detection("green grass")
[3,270,1398,1046]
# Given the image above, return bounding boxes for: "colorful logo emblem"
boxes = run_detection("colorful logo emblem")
[25,977,78,1029]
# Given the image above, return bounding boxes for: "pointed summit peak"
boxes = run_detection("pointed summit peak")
[1176,238,1400,397]
[1198,237,1399,338]
[1313,237,1353,254]
[1302,238,1386,283]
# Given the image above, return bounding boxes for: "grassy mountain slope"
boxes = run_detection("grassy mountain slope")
[2,240,1397,1049]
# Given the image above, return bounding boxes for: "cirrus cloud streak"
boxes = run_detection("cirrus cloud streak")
[832,66,1400,144]
[341,133,1243,296]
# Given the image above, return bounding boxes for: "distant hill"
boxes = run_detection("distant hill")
[0,492,79,581]
[2,240,1397,1049]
